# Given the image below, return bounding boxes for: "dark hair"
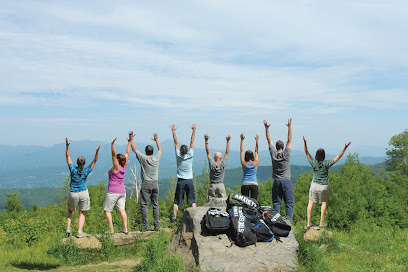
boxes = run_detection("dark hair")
[315,148,325,162]
[77,156,86,171]
[145,145,154,155]
[117,154,127,167]
[244,150,254,162]
[276,140,284,151]
[180,145,188,155]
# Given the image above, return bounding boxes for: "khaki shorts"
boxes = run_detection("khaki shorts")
[68,190,90,211]
[104,192,126,212]
[309,182,329,203]
[207,183,227,201]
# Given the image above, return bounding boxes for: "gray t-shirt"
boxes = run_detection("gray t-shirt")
[135,150,162,182]
[208,157,227,183]
[269,146,291,180]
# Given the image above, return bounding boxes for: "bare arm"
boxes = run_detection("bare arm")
[190,123,197,149]
[170,123,179,150]
[240,133,246,168]
[263,120,273,147]
[65,138,72,165]
[204,134,211,159]
[152,133,162,153]
[90,145,101,169]
[111,138,120,171]
[124,133,134,166]
[303,136,311,160]
[254,134,259,167]
[286,118,292,149]
[224,135,231,160]
[333,142,351,163]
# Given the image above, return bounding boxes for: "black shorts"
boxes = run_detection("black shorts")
[174,178,196,205]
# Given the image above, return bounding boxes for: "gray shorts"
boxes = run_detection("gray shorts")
[207,183,227,201]
[68,190,90,211]
[104,192,126,212]
[309,182,329,203]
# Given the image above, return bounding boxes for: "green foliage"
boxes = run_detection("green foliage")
[196,160,210,206]
[135,231,186,272]
[386,129,408,174]
[3,193,25,213]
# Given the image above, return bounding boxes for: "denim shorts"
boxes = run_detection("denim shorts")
[174,178,196,205]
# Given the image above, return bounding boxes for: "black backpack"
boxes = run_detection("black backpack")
[253,219,274,242]
[227,193,261,223]
[228,205,257,247]
[202,208,230,235]
[260,206,291,238]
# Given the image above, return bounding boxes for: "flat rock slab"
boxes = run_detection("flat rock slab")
[171,206,299,272]
[62,229,169,249]
[303,227,333,242]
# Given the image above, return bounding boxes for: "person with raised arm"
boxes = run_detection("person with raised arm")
[264,118,295,222]
[204,134,231,201]
[240,133,260,200]
[131,133,162,231]
[103,134,133,234]
[303,136,351,228]
[170,123,197,224]
[65,138,100,238]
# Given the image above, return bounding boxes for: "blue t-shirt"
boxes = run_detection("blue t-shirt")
[176,149,194,180]
[68,163,92,192]
[242,162,257,184]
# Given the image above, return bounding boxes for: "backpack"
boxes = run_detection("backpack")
[201,208,230,235]
[228,205,257,247]
[260,206,291,238]
[253,219,274,242]
[227,193,261,223]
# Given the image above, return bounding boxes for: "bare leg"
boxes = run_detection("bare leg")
[307,201,315,227]
[173,204,178,217]
[78,210,86,233]
[104,211,114,233]
[66,209,73,229]
[118,209,128,233]
[191,203,196,208]
[320,202,328,227]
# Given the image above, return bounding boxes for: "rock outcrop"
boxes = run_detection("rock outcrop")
[170,201,299,272]
[303,226,333,242]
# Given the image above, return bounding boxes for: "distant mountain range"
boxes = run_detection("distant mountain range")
[0,140,386,190]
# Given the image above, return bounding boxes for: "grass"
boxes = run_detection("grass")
[295,223,408,272]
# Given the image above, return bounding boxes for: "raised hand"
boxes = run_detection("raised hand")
[204,133,210,142]
[240,133,245,140]
[263,120,271,128]
[170,123,177,132]
[303,136,307,143]
[152,133,158,141]
[226,135,231,141]
[65,138,70,146]
[96,145,101,151]
[191,123,197,131]
[127,132,135,142]
[345,142,351,149]
[285,118,292,127]
[112,137,117,144]
[255,134,259,141]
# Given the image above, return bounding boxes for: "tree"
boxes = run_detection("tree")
[386,129,408,174]
[4,193,25,213]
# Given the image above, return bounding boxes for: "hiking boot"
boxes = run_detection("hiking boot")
[170,218,177,224]
[142,227,153,232]
[66,228,71,237]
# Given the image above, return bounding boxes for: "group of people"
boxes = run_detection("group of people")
[65,119,350,236]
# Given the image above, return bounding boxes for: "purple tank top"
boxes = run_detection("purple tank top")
[108,165,126,194]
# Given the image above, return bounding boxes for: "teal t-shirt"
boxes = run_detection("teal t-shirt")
[308,158,335,185]
[176,149,194,179]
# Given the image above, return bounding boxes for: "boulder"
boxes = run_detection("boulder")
[303,227,332,242]
[170,204,299,272]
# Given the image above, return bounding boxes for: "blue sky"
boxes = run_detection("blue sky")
[0,1,407,157]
